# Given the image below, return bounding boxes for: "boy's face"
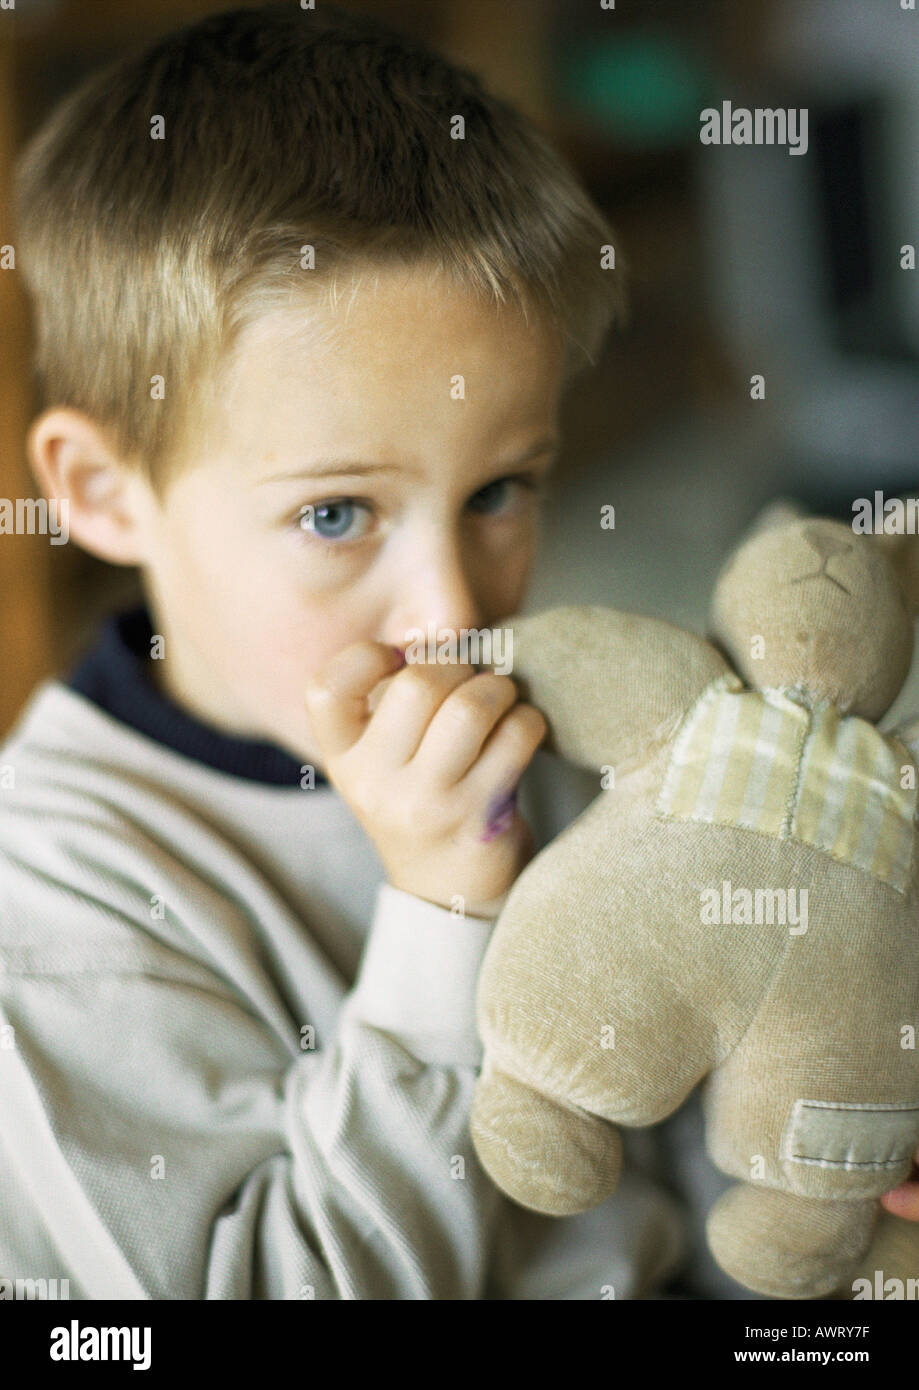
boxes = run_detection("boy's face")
[136,261,566,773]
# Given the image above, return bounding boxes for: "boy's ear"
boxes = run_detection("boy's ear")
[27,408,151,566]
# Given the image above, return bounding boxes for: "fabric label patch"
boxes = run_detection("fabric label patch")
[782,1098,919,1170]
[655,676,917,892]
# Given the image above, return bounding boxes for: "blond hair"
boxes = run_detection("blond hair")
[15,2,627,497]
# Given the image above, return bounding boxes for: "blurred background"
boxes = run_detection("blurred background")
[2,0,919,737]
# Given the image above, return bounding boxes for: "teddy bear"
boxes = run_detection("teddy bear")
[470,506,919,1299]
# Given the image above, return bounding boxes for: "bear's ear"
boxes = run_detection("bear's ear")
[742,496,809,541]
[870,498,919,615]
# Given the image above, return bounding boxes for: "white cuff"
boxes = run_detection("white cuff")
[343,883,497,1067]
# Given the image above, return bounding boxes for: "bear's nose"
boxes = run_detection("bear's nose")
[789,528,854,595]
[802,526,852,564]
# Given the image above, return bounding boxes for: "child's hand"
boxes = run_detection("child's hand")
[304,641,547,918]
[880,1146,919,1221]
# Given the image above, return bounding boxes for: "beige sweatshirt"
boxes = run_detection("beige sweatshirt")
[0,675,703,1300]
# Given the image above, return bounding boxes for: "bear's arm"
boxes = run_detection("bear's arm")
[486,606,731,774]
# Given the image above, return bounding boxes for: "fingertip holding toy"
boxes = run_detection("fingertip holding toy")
[480,785,520,842]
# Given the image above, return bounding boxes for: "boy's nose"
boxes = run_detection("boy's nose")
[388,551,482,651]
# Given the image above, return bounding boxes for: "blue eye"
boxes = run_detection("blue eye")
[298,500,372,542]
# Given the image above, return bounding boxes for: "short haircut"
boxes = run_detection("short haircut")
[14,2,627,497]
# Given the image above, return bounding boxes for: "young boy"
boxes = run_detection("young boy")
[0,0,689,1302]
[2,3,913,1301]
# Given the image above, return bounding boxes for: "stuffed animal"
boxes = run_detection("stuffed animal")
[470,507,919,1299]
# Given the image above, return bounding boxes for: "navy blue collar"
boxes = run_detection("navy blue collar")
[65,603,327,787]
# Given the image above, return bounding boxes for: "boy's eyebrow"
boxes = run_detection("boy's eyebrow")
[259,436,560,484]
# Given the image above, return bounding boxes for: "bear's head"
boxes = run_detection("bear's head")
[709,512,913,720]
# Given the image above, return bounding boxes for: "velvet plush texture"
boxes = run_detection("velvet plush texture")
[471,516,919,1300]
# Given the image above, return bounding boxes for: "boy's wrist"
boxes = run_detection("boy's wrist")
[391,882,508,921]
[343,883,497,1067]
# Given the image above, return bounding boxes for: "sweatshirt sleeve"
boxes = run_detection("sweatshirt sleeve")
[0,879,503,1301]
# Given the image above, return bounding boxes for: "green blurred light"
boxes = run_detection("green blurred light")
[557,33,714,146]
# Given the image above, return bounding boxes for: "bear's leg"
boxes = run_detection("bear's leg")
[706,1184,877,1299]
[471,1058,623,1215]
